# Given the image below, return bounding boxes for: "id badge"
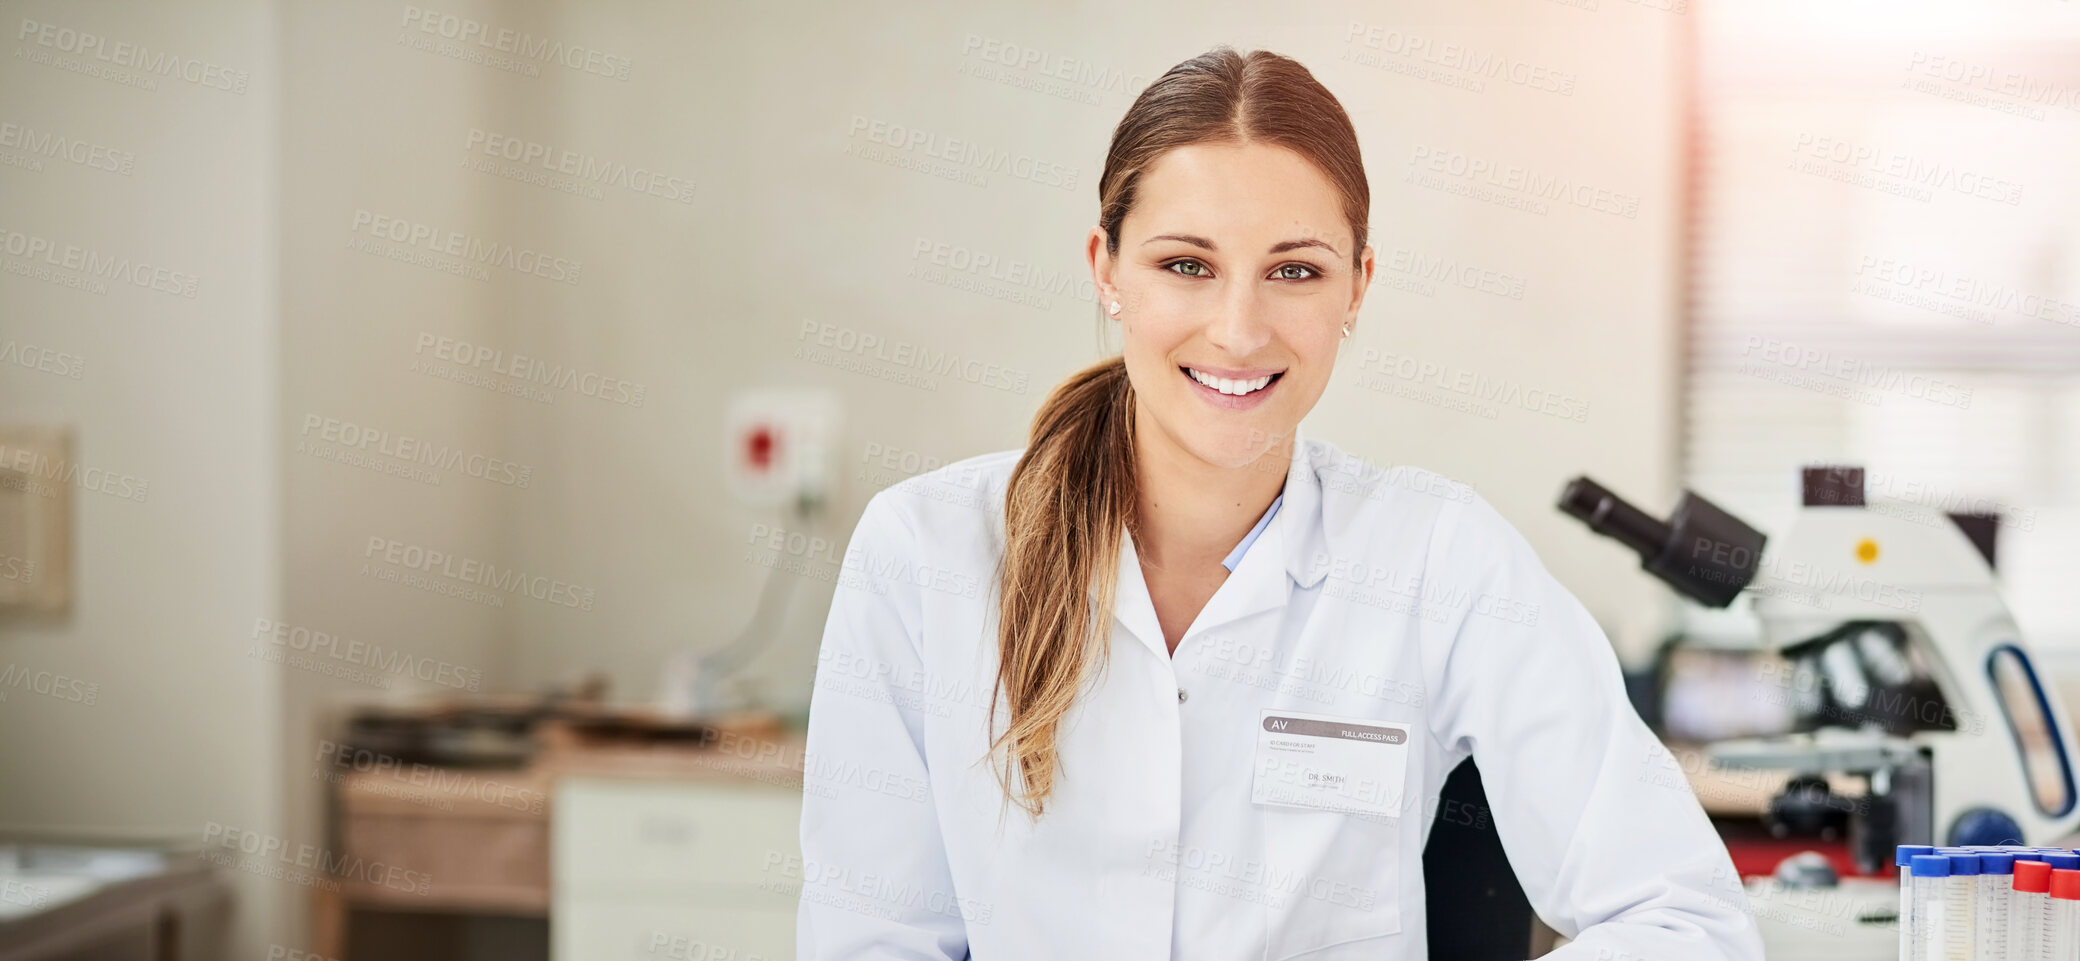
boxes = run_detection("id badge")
[1251,708,1413,819]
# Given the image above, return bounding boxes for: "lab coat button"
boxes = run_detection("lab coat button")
[1177,687,1189,703]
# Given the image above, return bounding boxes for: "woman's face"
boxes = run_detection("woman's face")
[1089,141,1374,471]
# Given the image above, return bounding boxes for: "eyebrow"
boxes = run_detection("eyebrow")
[1142,233,1341,256]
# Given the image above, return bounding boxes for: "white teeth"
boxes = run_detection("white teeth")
[1186,368,1274,395]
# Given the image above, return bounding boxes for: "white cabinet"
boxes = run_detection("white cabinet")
[553,777,802,961]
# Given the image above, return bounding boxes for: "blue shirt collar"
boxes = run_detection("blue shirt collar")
[1220,492,1284,572]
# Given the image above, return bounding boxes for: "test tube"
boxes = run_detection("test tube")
[1910,855,1950,961]
[2014,859,2052,961]
[2052,869,2080,961]
[1974,851,2012,961]
[1940,852,1979,961]
[1898,845,1935,961]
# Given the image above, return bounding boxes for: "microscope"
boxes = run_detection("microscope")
[1558,466,2079,877]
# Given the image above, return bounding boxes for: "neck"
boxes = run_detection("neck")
[1131,413,1291,572]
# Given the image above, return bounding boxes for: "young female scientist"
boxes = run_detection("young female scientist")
[796,46,1764,961]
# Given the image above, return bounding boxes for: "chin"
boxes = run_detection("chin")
[1181,421,1284,470]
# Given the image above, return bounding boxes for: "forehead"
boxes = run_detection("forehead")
[1122,141,1351,254]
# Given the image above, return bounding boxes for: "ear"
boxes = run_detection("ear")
[1345,243,1377,334]
[1086,226,1116,304]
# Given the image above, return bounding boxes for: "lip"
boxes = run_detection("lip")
[1180,365,1283,411]
[1181,364,1284,380]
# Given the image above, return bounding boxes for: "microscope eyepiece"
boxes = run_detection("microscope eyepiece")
[1557,476,1767,608]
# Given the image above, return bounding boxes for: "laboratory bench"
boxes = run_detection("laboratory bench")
[313,709,804,961]
[0,839,229,961]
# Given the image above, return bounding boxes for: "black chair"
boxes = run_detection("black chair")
[1422,757,1536,959]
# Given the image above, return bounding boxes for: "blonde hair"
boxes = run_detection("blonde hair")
[989,46,1369,816]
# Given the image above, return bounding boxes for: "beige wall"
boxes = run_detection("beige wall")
[0,0,285,955]
[492,0,1694,705]
[273,2,531,951]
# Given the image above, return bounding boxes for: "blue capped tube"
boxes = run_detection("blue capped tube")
[1939,853,1979,961]
[1910,856,1950,961]
[1974,851,2012,961]
[1897,845,1935,961]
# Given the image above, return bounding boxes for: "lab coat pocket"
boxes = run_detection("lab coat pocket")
[1258,806,1402,959]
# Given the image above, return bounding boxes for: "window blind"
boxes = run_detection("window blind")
[1681,0,2080,659]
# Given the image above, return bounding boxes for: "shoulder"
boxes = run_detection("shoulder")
[1420,482,1557,635]
[1306,437,1477,511]
[877,448,1019,516]
[1297,437,1543,585]
[1436,486,1534,560]
[837,451,1021,606]
[1303,437,1481,549]
[856,447,1021,554]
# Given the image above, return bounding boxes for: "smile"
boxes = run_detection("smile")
[1184,367,1276,396]
[1180,366,1283,409]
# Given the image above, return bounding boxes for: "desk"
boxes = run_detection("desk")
[0,844,226,961]
[553,775,801,959]
[314,717,804,960]
[1681,756,1869,817]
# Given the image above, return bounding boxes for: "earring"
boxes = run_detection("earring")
[1108,300,1121,316]
[1341,322,1351,339]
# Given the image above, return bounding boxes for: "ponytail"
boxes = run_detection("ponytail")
[990,356,1136,816]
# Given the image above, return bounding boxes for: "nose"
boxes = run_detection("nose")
[1203,277,1273,358]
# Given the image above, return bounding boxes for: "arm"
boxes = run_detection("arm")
[1421,494,1764,961]
[796,492,970,961]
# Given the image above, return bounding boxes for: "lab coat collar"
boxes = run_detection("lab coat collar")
[1108,427,1327,661]
[1281,424,1328,592]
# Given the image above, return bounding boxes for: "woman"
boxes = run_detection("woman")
[797,46,1763,961]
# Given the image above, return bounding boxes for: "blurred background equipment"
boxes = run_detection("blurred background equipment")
[667,388,845,718]
[721,388,841,512]
[1563,465,2080,959]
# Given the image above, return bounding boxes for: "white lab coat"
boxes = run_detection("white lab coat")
[795,427,1764,961]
